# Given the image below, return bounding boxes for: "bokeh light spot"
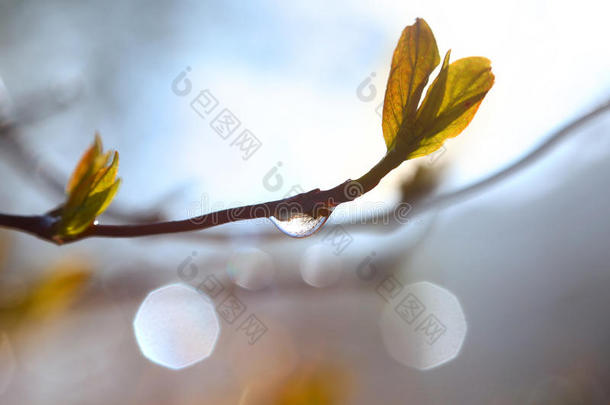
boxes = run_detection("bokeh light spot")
[226,248,275,291]
[379,281,467,370]
[133,283,220,370]
[300,244,343,288]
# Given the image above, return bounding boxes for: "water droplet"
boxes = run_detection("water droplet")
[270,213,329,238]
[133,283,220,370]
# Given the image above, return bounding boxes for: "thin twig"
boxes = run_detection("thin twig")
[1,98,608,244]
[418,97,610,214]
[79,147,406,242]
[154,97,610,243]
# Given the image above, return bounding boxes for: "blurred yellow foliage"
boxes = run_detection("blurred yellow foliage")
[0,258,92,330]
[244,361,351,405]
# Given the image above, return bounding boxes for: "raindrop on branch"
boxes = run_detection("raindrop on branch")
[270,212,330,238]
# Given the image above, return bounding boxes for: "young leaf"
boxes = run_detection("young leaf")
[408,56,494,159]
[90,151,119,195]
[382,18,440,150]
[62,178,121,236]
[412,50,451,134]
[63,150,111,214]
[65,133,103,194]
[381,18,494,161]
[54,135,121,239]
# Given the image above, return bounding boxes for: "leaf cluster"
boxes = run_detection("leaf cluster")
[381,18,494,159]
[53,134,121,240]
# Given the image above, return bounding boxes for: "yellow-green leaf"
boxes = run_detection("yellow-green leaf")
[54,134,121,239]
[413,50,451,133]
[90,151,119,195]
[61,178,121,236]
[94,178,121,216]
[64,150,111,213]
[408,56,494,159]
[382,18,440,150]
[65,133,102,194]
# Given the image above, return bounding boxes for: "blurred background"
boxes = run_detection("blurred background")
[1,0,609,404]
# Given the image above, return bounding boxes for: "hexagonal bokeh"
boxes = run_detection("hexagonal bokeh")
[379,281,467,370]
[133,283,220,370]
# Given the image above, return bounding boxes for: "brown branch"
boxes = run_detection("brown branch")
[0,146,405,244]
[0,213,56,240]
[1,97,608,245]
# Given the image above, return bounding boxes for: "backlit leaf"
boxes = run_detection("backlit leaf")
[380,18,494,163]
[90,151,119,194]
[382,18,440,150]
[53,135,121,239]
[412,50,451,134]
[61,178,121,236]
[65,150,111,212]
[65,133,102,194]
[408,56,494,159]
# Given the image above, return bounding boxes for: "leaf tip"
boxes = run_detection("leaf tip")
[94,132,103,151]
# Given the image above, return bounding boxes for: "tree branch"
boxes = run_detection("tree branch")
[0,146,405,244]
[1,98,608,245]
